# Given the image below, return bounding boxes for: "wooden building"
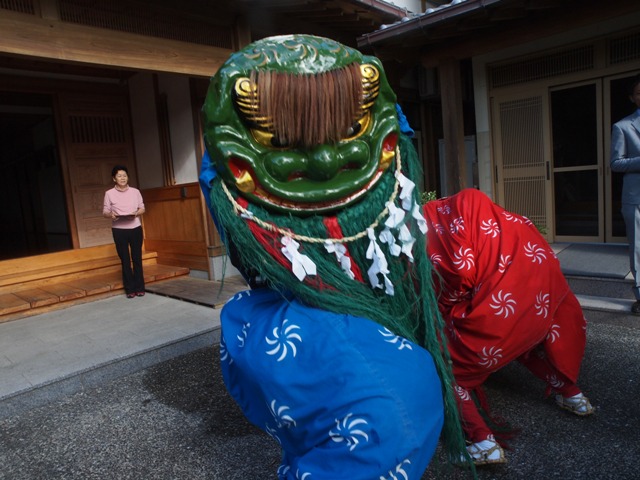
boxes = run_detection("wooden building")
[358,0,640,244]
[0,0,409,320]
[7,0,638,320]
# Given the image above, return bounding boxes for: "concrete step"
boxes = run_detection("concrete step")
[566,275,638,322]
[566,275,635,300]
[575,293,633,314]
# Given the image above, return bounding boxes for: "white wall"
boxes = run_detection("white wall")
[129,72,164,189]
[387,0,421,13]
[129,72,200,188]
[158,73,199,185]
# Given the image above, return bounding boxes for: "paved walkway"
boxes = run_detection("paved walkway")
[0,276,247,418]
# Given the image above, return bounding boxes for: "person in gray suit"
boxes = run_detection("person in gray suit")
[611,73,640,315]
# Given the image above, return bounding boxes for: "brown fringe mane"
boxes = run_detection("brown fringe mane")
[251,63,363,147]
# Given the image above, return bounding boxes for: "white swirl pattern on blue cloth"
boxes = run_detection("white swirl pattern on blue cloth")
[220,288,444,479]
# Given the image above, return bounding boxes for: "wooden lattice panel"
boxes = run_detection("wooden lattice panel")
[58,0,233,49]
[0,0,35,15]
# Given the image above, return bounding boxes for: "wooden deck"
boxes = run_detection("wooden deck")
[0,246,190,323]
[145,274,248,308]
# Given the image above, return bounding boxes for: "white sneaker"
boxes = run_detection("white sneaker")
[555,392,595,416]
[462,437,506,466]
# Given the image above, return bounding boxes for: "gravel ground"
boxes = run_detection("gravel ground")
[1,320,638,480]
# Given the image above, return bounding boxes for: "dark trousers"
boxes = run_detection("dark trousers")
[112,226,145,294]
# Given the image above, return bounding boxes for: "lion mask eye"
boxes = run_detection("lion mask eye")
[250,129,290,149]
[345,111,371,141]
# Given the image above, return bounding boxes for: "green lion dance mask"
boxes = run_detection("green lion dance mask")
[200,34,466,465]
[202,34,399,214]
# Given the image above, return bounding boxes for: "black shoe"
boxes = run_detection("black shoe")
[631,301,640,315]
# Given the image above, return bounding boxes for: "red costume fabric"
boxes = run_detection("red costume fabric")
[423,189,587,440]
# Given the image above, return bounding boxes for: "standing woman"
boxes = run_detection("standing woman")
[103,165,146,299]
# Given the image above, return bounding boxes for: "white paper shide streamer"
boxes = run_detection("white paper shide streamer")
[366,227,394,295]
[325,240,356,280]
[281,236,317,281]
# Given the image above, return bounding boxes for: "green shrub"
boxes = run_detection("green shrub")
[420,190,437,204]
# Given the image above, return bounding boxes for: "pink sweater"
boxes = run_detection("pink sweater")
[103,186,145,229]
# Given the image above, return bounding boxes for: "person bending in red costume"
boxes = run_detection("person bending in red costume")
[423,188,594,465]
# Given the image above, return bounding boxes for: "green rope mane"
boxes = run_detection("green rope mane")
[211,134,471,469]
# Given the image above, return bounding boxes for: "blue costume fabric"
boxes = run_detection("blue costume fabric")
[220,288,445,480]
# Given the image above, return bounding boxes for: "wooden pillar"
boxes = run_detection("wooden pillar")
[438,58,467,196]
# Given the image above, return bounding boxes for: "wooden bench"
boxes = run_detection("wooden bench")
[0,245,189,322]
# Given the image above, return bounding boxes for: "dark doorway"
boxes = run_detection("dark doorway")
[551,83,599,237]
[0,92,71,260]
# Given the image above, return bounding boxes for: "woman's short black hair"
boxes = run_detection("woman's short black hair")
[111,165,129,177]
